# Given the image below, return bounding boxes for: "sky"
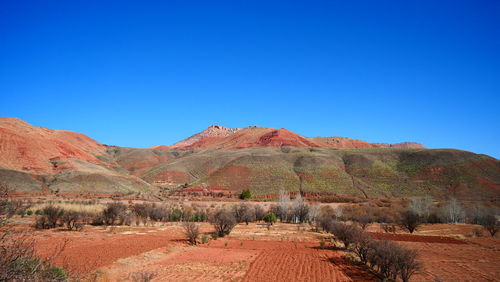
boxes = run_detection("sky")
[0,1,499,158]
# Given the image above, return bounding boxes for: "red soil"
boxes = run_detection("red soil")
[0,117,104,174]
[402,240,500,281]
[204,240,377,282]
[34,226,184,273]
[177,125,424,151]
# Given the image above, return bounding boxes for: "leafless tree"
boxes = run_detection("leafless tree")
[292,194,309,223]
[308,204,321,231]
[348,230,372,264]
[354,215,373,230]
[409,196,433,220]
[334,206,344,221]
[479,215,499,237]
[254,204,266,221]
[61,211,84,231]
[103,202,128,225]
[210,209,237,237]
[232,203,255,224]
[183,222,200,245]
[278,189,290,222]
[442,198,465,223]
[394,246,422,282]
[399,210,421,234]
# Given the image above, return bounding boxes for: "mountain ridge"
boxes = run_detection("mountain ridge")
[0,117,498,201]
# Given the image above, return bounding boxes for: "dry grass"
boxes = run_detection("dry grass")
[28,202,106,216]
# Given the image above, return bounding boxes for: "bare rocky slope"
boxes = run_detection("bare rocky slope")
[1,118,498,200]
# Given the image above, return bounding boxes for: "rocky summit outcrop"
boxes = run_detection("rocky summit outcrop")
[170,125,241,148]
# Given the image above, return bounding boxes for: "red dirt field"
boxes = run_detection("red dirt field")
[34,225,186,274]
[15,221,500,281]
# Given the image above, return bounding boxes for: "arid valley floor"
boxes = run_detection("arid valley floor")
[3,196,498,282]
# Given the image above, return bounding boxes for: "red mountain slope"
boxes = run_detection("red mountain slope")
[0,117,105,174]
[171,125,241,148]
[169,126,424,150]
[181,127,322,150]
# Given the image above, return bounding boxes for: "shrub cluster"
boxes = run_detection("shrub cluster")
[323,220,421,282]
[35,205,87,231]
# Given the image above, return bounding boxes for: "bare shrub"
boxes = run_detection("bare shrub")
[479,214,499,237]
[0,224,68,281]
[183,221,200,245]
[471,228,484,237]
[102,202,127,225]
[409,196,433,220]
[394,245,422,282]
[254,204,266,221]
[233,203,255,224]
[277,189,290,222]
[442,198,465,223]
[328,221,362,249]
[210,209,237,237]
[129,270,156,282]
[399,210,421,234]
[381,223,397,233]
[348,231,372,264]
[353,215,373,230]
[36,205,64,229]
[292,194,309,223]
[366,239,399,280]
[61,210,84,231]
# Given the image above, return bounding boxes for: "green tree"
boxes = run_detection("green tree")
[263,213,277,225]
[240,189,251,200]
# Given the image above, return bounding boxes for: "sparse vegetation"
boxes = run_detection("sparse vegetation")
[399,210,421,234]
[240,189,252,200]
[479,214,499,237]
[183,221,200,245]
[210,209,237,237]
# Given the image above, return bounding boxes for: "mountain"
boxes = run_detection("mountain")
[157,125,425,151]
[0,118,151,193]
[0,118,498,201]
[170,125,241,148]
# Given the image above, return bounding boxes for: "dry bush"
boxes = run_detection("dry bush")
[210,209,237,237]
[479,214,499,237]
[353,215,373,230]
[292,194,310,223]
[399,210,421,233]
[328,221,362,249]
[254,204,266,221]
[0,221,68,281]
[61,210,84,231]
[102,202,127,225]
[393,245,422,282]
[365,239,421,282]
[129,270,156,282]
[36,205,64,229]
[348,231,372,264]
[183,221,200,245]
[441,198,466,223]
[381,223,397,233]
[366,239,399,280]
[233,203,254,224]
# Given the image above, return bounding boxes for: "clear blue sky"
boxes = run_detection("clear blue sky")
[1,1,498,158]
